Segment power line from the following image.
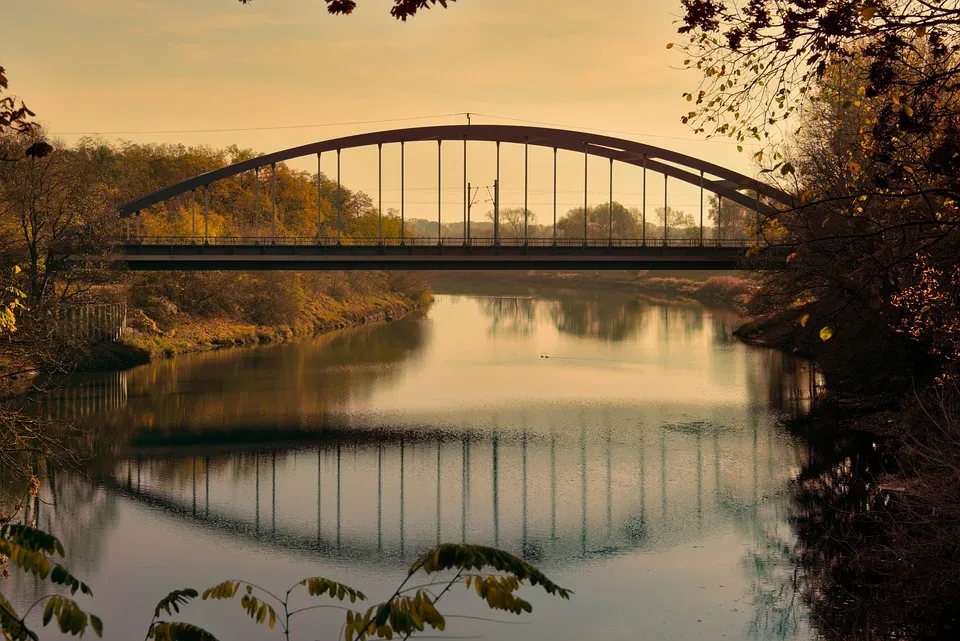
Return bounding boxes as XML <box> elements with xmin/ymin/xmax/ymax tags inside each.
<box><xmin>468</xmin><ymin>112</ymin><xmax>761</xmax><ymax>147</ymax></box>
<box><xmin>50</xmin><ymin>113</ymin><xmax>465</xmax><ymax>136</ymax></box>
<box><xmin>52</xmin><ymin>110</ymin><xmax>760</xmax><ymax>147</ymax></box>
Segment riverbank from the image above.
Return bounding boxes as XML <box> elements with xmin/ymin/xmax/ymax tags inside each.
<box><xmin>427</xmin><ymin>270</ymin><xmax>755</xmax><ymax>309</ymax></box>
<box><xmin>83</xmin><ymin>292</ymin><xmax>427</xmax><ymax>371</ymax></box>
<box><xmin>736</xmin><ymin>304</ymin><xmax>960</xmax><ymax>640</ymax></box>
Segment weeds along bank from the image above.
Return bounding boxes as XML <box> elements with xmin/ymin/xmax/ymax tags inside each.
<box><xmin>428</xmin><ymin>270</ymin><xmax>756</xmax><ymax>311</ymax></box>
<box><xmin>0</xmin><ymin>136</ymin><xmax>435</xmax><ymax>370</ymax></box>
<box><xmin>114</xmin><ymin>270</ymin><xmax>431</xmax><ymax>364</ymax></box>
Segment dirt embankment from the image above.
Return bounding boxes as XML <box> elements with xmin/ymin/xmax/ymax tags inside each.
<box><xmin>82</xmin><ymin>292</ymin><xmax>426</xmax><ymax>371</ymax></box>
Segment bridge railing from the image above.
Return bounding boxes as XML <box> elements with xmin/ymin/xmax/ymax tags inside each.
<box><xmin>120</xmin><ymin>236</ymin><xmax>751</xmax><ymax>249</ymax></box>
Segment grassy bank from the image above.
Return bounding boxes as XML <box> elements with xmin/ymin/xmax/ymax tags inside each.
<box><xmin>84</xmin><ymin>292</ymin><xmax>427</xmax><ymax>370</ymax></box>
<box><xmin>427</xmin><ymin>270</ymin><xmax>756</xmax><ymax>309</ymax></box>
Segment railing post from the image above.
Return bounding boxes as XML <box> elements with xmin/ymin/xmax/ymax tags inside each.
<box><xmin>467</xmin><ymin>181</ymin><xmax>472</xmax><ymax>244</ymax></box>
<box><xmin>463</xmin><ymin>136</ymin><xmax>467</xmax><ymax>244</ymax></box>
<box><xmin>699</xmin><ymin>170</ymin><xmax>704</xmax><ymax>247</ymax></box>
<box><xmin>191</xmin><ymin>190</ymin><xmax>196</xmax><ymax>243</ymax></box>
<box><xmin>583</xmin><ymin>144</ymin><xmax>588</xmax><ymax>247</ymax></box>
<box><xmin>494</xmin><ymin>178</ymin><xmax>499</xmax><ymax>245</ymax></box>
<box><xmin>437</xmin><ymin>139</ymin><xmax>442</xmax><ymax>245</ymax></box>
<box><xmin>642</xmin><ymin>155</ymin><xmax>647</xmax><ymax>246</ymax></box>
<box><xmin>317</xmin><ymin>152</ymin><xmax>323</xmax><ymax>239</ymax></box>
<box><xmin>400</xmin><ymin>142</ymin><xmax>405</xmax><ymax>244</ymax></box>
<box><xmin>255</xmin><ymin>167</ymin><xmax>261</xmax><ymax>240</ymax></box>
<box><xmin>336</xmin><ymin>149</ymin><xmax>342</xmax><ymax>245</ymax></box>
<box><xmin>717</xmin><ymin>195</ymin><xmax>723</xmax><ymax>244</ymax></box>
<box><xmin>524</xmin><ymin>139</ymin><xmax>529</xmax><ymax>244</ymax></box>
<box><xmin>608</xmin><ymin>157</ymin><xmax>613</xmax><ymax>246</ymax></box>
<box><xmin>271</xmin><ymin>162</ymin><xmax>277</xmax><ymax>240</ymax></box>
<box><xmin>377</xmin><ymin>144</ymin><xmax>382</xmax><ymax>244</ymax></box>
<box><xmin>552</xmin><ymin>147</ymin><xmax>557</xmax><ymax>246</ymax></box>
<box><xmin>495</xmin><ymin>141</ymin><xmax>500</xmax><ymax>245</ymax></box>
<box><xmin>135</xmin><ymin>211</ymin><xmax>142</xmax><ymax>242</ymax></box>
<box><xmin>203</xmin><ymin>185</ymin><xmax>210</xmax><ymax>244</ymax></box>
<box><xmin>755</xmin><ymin>185</ymin><xmax>761</xmax><ymax>245</ymax></box>
<box><xmin>663</xmin><ymin>173</ymin><xmax>668</xmax><ymax>244</ymax></box>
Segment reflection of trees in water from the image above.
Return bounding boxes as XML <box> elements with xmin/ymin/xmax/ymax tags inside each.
<box><xmin>788</xmin><ymin>431</ymin><xmax>927</xmax><ymax>641</ymax></box>
<box><xmin>477</xmin><ymin>297</ymin><xmax>537</xmax><ymax>337</ymax></box>
<box><xmin>735</xmin><ymin>500</ymin><xmax>805</xmax><ymax>640</ymax></box>
<box><xmin>711</xmin><ymin>314</ymin><xmax>739</xmax><ymax>345</ymax></box>
<box><xmin>9</xmin><ymin>470</ymin><xmax>117</xmax><ymax>603</ymax></box>
<box><xmin>89</xmin><ymin>317</ymin><xmax>428</xmax><ymax>442</ymax></box>
<box><xmin>549</xmin><ymin>296</ymin><xmax>648</xmax><ymax>342</ymax></box>
<box><xmin>475</xmin><ymin>294</ymin><xmax>650</xmax><ymax>341</ymax></box>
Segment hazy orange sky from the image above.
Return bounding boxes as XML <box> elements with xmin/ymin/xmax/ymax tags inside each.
<box><xmin>6</xmin><ymin>0</ymin><xmax>761</xmax><ymax>222</ymax></box>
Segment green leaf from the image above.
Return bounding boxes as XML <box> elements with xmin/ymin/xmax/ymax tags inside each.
<box><xmin>298</xmin><ymin>577</ymin><xmax>366</xmax><ymax>603</ymax></box>
<box><xmin>148</xmin><ymin>621</ymin><xmax>219</xmax><ymax>641</ymax></box>
<box><xmin>202</xmin><ymin>581</ymin><xmax>239</xmax><ymax>600</ymax></box>
<box><xmin>411</xmin><ymin>544</ymin><xmax>572</xmax><ymax>599</ymax></box>
<box><xmin>154</xmin><ymin>589</ymin><xmax>199</xmax><ymax>618</ymax></box>
<box><xmin>90</xmin><ymin>615</ymin><xmax>103</xmax><ymax>637</ymax></box>
<box><xmin>40</xmin><ymin>596</ymin><xmax>99</xmax><ymax>638</ymax></box>
<box><xmin>0</xmin><ymin>592</ymin><xmax>38</xmax><ymax>641</ymax></box>
<box><xmin>0</xmin><ymin>524</ymin><xmax>66</xmax><ymax>557</ymax></box>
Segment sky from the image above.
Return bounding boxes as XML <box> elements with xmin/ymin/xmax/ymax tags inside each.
<box><xmin>5</xmin><ymin>0</ymin><xmax>760</xmax><ymax>224</ymax></box>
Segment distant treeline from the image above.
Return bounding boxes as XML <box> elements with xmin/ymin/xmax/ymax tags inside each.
<box><xmin>403</xmin><ymin>199</ymin><xmax>753</xmax><ymax>240</ymax></box>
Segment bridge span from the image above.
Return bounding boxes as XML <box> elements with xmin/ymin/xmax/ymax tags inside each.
<box><xmin>111</xmin><ymin>124</ymin><xmax>795</xmax><ymax>271</ymax></box>
<box><xmin>114</xmin><ymin>237</ymin><xmax>786</xmax><ymax>270</ymax></box>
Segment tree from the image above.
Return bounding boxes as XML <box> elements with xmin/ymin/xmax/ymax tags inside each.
<box><xmin>555</xmin><ymin>202</ymin><xmax>641</xmax><ymax>240</ymax></box>
<box><xmin>0</xmin><ymin>66</ymin><xmax>50</xmax><ymax>162</ymax></box>
<box><xmin>486</xmin><ymin>207</ymin><xmax>536</xmax><ymax>238</ymax></box>
<box><xmin>676</xmin><ymin>0</ymin><xmax>960</xmax><ymax>169</ymax></box>
<box><xmin>707</xmin><ymin>194</ymin><xmax>750</xmax><ymax>239</ymax></box>
<box><xmin>238</xmin><ymin>0</ymin><xmax>455</xmax><ymax>20</ymax></box>
<box><xmin>653</xmin><ymin>206</ymin><xmax>693</xmax><ymax>239</ymax></box>
<box><xmin>0</xmin><ymin>134</ymin><xmax>113</xmax><ymax>305</ymax></box>
<box><xmin>145</xmin><ymin>544</ymin><xmax>569</xmax><ymax>641</ymax></box>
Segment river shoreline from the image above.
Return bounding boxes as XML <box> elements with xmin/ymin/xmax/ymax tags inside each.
<box><xmin>427</xmin><ymin>269</ymin><xmax>755</xmax><ymax>310</ymax></box>
<box><xmin>81</xmin><ymin>292</ymin><xmax>427</xmax><ymax>372</ymax></box>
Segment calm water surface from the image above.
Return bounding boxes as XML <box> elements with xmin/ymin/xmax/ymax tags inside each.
<box><xmin>15</xmin><ymin>293</ymin><xmax>819</xmax><ymax>641</ymax></box>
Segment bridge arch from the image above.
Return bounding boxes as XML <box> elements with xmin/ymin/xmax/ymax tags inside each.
<box><xmin>118</xmin><ymin>124</ymin><xmax>792</xmax><ymax>218</ymax></box>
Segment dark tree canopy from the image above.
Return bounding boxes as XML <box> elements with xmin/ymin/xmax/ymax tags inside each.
<box><xmin>238</xmin><ymin>0</ymin><xmax>454</xmax><ymax>20</ymax></box>
<box><xmin>0</xmin><ymin>66</ymin><xmax>52</xmax><ymax>160</ymax></box>
<box><xmin>675</xmin><ymin>0</ymin><xmax>960</xmax><ymax>175</ymax></box>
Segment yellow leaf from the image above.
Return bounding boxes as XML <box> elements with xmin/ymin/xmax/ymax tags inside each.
<box><xmin>847</xmin><ymin>160</ymin><xmax>861</xmax><ymax>174</ymax></box>
<box><xmin>800</xmin><ymin>314</ymin><xmax>810</xmax><ymax>328</ymax></box>
<box><xmin>786</xmin><ymin>252</ymin><xmax>798</xmax><ymax>264</ymax></box>
<box><xmin>903</xmin><ymin>105</ymin><xmax>914</xmax><ymax>117</ymax></box>
<box><xmin>819</xmin><ymin>326</ymin><xmax>834</xmax><ymax>341</ymax></box>
<box><xmin>861</xmin><ymin>6</ymin><xmax>878</xmax><ymax>20</ymax></box>
<box><xmin>666</xmin><ymin>42</ymin><xmax>674</xmax><ymax>49</ymax></box>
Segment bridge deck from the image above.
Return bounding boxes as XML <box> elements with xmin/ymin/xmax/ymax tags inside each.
<box><xmin>110</xmin><ymin>237</ymin><xmax>784</xmax><ymax>271</ymax></box>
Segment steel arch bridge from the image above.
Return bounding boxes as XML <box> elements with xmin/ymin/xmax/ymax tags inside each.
<box><xmin>112</xmin><ymin>124</ymin><xmax>794</xmax><ymax>271</ymax></box>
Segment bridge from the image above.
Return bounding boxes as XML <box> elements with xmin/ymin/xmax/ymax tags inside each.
<box><xmin>112</xmin><ymin>124</ymin><xmax>795</xmax><ymax>271</ymax></box>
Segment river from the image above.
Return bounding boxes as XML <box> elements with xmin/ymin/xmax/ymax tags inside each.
<box><xmin>11</xmin><ymin>292</ymin><xmax>821</xmax><ymax>641</ymax></box>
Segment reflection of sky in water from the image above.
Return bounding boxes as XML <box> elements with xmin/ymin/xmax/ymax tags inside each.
<box><xmin>16</xmin><ymin>294</ymin><xmax>817</xmax><ymax>641</ymax></box>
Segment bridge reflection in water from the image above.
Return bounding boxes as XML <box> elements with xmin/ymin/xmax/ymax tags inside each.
<box><xmin>107</xmin><ymin>408</ymin><xmax>803</xmax><ymax>570</ymax></box>
<box><xmin>29</xmin><ymin>293</ymin><xmax>821</xmax><ymax>574</ymax></box>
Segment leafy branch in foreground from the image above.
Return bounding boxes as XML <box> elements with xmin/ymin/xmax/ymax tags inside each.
<box><xmin>146</xmin><ymin>543</ymin><xmax>571</xmax><ymax>641</ymax></box>
<box><xmin>236</xmin><ymin>0</ymin><xmax>454</xmax><ymax>21</ymax></box>
<box><xmin>0</xmin><ymin>521</ymin><xmax>101</xmax><ymax>640</ymax></box>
